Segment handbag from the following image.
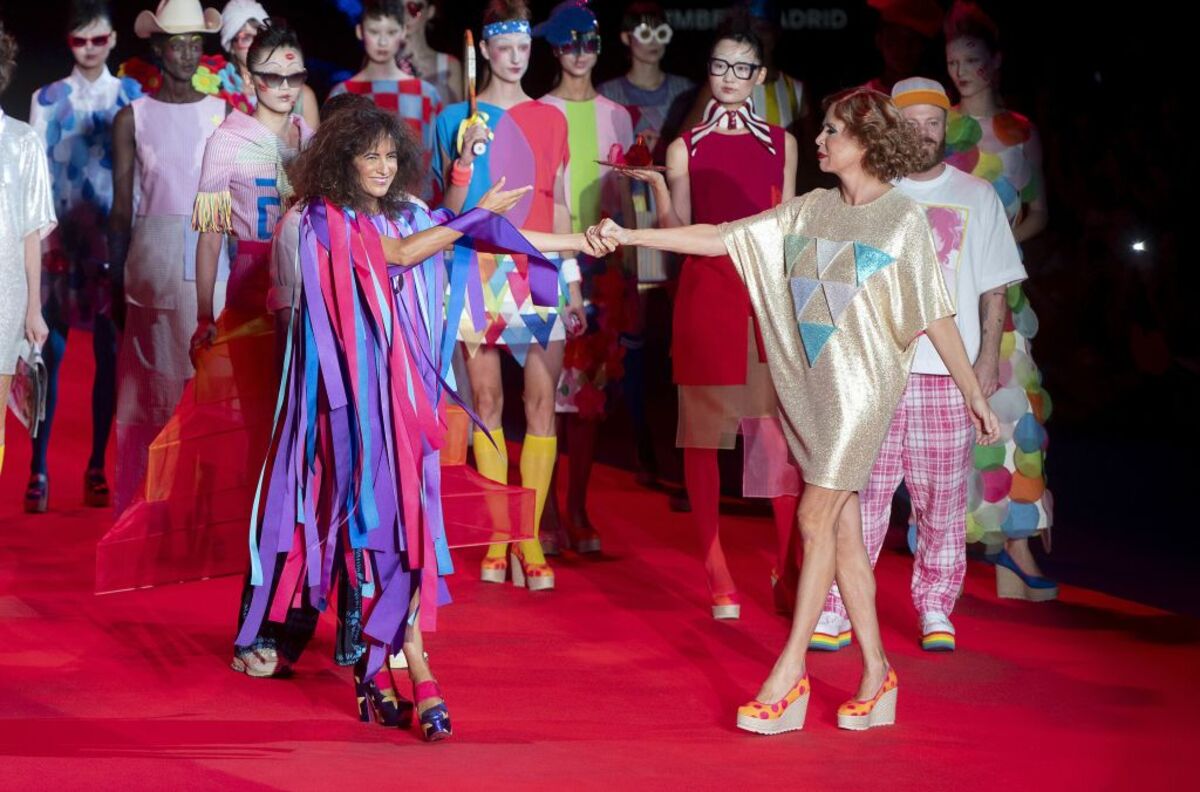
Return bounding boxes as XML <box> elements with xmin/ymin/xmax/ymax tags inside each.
<box><xmin>6</xmin><ymin>340</ymin><xmax>49</xmax><ymax>438</ymax></box>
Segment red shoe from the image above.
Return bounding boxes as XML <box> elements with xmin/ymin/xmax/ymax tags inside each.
<box><xmin>736</xmin><ymin>675</ymin><xmax>810</xmax><ymax>735</ymax></box>
<box><xmin>837</xmin><ymin>668</ymin><xmax>898</xmax><ymax>731</ymax></box>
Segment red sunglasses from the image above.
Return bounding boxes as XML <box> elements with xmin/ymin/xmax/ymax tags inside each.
<box><xmin>406</xmin><ymin>2</ymin><xmax>426</xmax><ymax>17</ymax></box>
<box><xmin>68</xmin><ymin>33</ymin><xmax>112</xmax><ymax>48</ymax></box>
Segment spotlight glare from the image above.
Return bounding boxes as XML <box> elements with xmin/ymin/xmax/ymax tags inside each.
<box><xmin>1132</xmin><ymin>241</ymin><xmax>1146</xmax><ymax>253</ymax></box>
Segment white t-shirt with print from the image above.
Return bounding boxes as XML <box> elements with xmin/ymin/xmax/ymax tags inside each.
<box><xmin>898</xmin><ymin>165</ymin><xmax>1027</xmax><ymax>375</ymax></box>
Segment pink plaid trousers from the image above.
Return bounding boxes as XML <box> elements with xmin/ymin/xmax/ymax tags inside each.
<box><xmin>825</xmin><ymin>374</ymin><xmax>974</xmax><ymax>618</ymax></box>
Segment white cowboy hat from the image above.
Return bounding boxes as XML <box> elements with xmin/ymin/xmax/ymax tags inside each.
<box><xmin>135</xmin><ymin>0</ymin><xmax>222</xmax><ymax>39</ymax></box>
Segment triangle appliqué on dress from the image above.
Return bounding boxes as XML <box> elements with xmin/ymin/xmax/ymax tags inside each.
<box><xmin>789</xmin><ymin>277</ymin><xmax>822</xmax><ymax>318</ymax></box>
<box><xmin>816</xmin><ymin>238</ymin><xmax>851</xmax><ymax>278</ymax></box>
<box><xmin>784</xmin><ymin>234</ymin><xmax>811</xmax><ymax>275</ymax></box>
<box><xmin>798</xmin><ymin>321</ymin><xmax>836</xmax><ymax>366</ymax></box>
<box><xmin>853</xmin><ymin>243</ymin><xmax>895</xmax><ymax>285</ymax></box>
<box><xmin>822</xmin><ymin>281</ymin><xmax>859</xmax><ymax>326</ymax></box>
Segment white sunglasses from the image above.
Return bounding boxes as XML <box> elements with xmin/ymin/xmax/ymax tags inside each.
<box><xmin>631</xmin><ymin>22</ymin><xmax>672</xmax><ymax>45</ymax></box>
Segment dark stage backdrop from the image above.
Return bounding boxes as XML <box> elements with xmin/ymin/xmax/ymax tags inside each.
<box><xmin>1</xmin><ymin>2</ymin><xmax>1194</xmax><ymax>584</ymax></box>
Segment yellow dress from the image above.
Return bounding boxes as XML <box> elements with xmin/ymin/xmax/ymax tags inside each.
<box><xmin>719</xmin><ymin>188</ymin><xmax>954</xmax><ymax>491</ymax></box>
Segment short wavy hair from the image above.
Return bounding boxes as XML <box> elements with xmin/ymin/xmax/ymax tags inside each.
<box><xmin>288</xmin><ymin>104</ymin><xmax>423</xmax><ymax>217</ymax></box>
<box><xmin>823</xmin><ymin>88</ymin><xmax>925</xmax><ymax>183</ymax></box>
<box><xmin>0</xmin><ymin>22</ymin><xmax>17</xmax><ymax>96</ymax></box>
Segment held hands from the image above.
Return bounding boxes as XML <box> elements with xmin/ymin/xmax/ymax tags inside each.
<box><xmin>584</xmin><ymin>218</ymin><xmax>631</xmax><ymax>256</ymax></box>
<box><xmin>477</xmin><ymin>177</ymin><xmax>533</xmax><ymax>216</ymax></box>
<box><xmin>577</xmin><ymin>232</ymin><xmax>613</xmax><ymax>259</ymax></box>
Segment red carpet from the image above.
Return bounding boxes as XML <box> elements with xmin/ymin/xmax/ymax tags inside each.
<box><xmin>1</xmin><ymin>336</ymin><xmax>1194</xmax><ymax>790</ymax></box>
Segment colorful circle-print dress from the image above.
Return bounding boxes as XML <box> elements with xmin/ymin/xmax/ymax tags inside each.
<box><xmin>945</xmin><ymin>108</ymin><xmax>1053</xmax><ymax>546</ymax></box>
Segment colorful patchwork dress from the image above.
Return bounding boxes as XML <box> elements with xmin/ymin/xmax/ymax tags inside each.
<box><xmin>432</xmin><ymin>100</ymin><xmax>574</xmax><ymax>365</ymax></box>
<box><xmin>946</xmin><ymin>108</ymin><xmax>1053</xmax><ymax>545</ymax></box>
<box><xmin>539</xmin><ymin>94</ymin><xmax>634</xmax><ymax>417</ymax></box>
<box><xmin>29</xmin><ymin>67</ymin><xmax>141</xmax><ymax>328</ymax></box>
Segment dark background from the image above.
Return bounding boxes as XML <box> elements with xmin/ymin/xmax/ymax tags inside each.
<box><xmin>1</xmin><ymin>1</ymin><xmax>1194</xmax><ymax>613</ymax></box>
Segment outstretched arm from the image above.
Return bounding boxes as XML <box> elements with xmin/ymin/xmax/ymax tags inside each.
<box><xmin>379</xmin><ymin>179</ymin><xmax>530</xmax><ymax>266</ymax></box>
<box><xmin>587</xmin><ymin>218</ymin><xmax>727</xmax><ymax>259</ymax></box>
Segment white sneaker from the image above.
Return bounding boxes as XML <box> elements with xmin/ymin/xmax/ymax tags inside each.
<box><xmin>809</xmin><ymin>612</ymin><xmax>852</xmax><ymax>651</ymax></box>
<box><xmin>920</xmin><ymin>612</ymin><xmax>956</xmax><ymax>651</ymax></box>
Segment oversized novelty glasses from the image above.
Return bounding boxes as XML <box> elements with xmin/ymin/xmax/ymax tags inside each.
<box><xmin>252</xmin><ymin>70</ymin><xmax>309</xmax><ymax>89</ymax></box>
<box><xmin>554</xmin><ymin>33</ymin><xmax>601</xmax><ymax>57</ymax></box>
<box><xmin>631</xmin><ymin>22</ymin><xmax>672</xmax><ymax>45</ymax></box>
<box><xmin>708</xmin><ymin>57</ymin><xmax>761</xmax><ymax>80</ymax></box>
<box><xmin>68</xmin><ymin>33</ymin><xmax>113</xmax><ymax>48</ymax></box>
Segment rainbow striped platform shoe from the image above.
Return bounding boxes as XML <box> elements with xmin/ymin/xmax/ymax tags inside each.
<box><xmin>736</xmin><ymin>674</ymin><xmax>810</xmax><ymax>735</ymax></box>
<box><xmin>837</xmin><ymin>667</ymin><xmax>898</xmax><ymax>731</ymax></box>
<box><xmin>920</xmin><ymin>612</ymin><xmax>956</xmax><ymax>652</ymax></box>
<box><xmin>809</xmin><ymin>612</ymin><xmax>852</xmax><ymax>651</ymax></box>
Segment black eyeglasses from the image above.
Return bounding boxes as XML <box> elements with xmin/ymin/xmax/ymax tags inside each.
<box><xmin>708</xmin><ymin>57</ymin><xmax>761</xmax><ymax>80</ymax></box>
<box><xmin>251</xmin><ymin>70</ymin><xmax>309</xmax><ymax>89</ymax></box>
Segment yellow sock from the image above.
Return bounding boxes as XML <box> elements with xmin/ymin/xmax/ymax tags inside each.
<box><xmin>0</xmin><ymin>443</ymin><xmax>5</xmax><ymax>477</ymax></box>
<box><xmin>518</xmin><ymin>433</ymin><xmax>558</xmax><ymax>566</ymax></box>
<box><xmin>473</xmin><ymin>428</ymin><xmax>510</xmax><ymax>560</ymax></box>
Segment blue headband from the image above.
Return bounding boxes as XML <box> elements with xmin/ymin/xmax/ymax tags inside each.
<box><xmin>482</xmin><ymin>19</ymin><xmax>532</xmax><ymax>40</ymax></box>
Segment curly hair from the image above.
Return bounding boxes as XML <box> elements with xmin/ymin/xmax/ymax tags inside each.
<box><xmin>288</xmin><ymin>104</ymin><xmax>424</xmax><ymax>217</ymax></box>
<box><xmin>822</xmin><ymin>88</ymin><xmax>925</xmax><ymax>183</ymax></box>
<box><xmin>0</xmin><ymin>21</ymin><xmax>16</xmax><ymax>96</ymax></box>
<box><xmin>944</xmin><ymin>0</ymin><xmax>999</xmax><ymax>54</ymax></box>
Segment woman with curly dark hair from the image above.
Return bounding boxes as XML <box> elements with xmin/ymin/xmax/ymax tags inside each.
<box><xmin>239</xmin><ymin>102</ymin><xmax>589</xmax><ymax>742</ymax></box>
<box><xmin>589</xmin><ymin>88</ymin><xmax>999</xmax><ymax>734</ymax></box>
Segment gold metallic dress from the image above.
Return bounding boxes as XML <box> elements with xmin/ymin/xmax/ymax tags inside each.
<box><xmin>720</xmin><ymin>187</ymin><xmax>954</xmax><ymax>491</ymax></box>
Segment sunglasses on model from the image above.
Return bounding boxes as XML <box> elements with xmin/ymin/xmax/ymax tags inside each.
<box><xmin>251</xmin><ymin>70</ymin><xmax>308</xmax><ymax>89</ymax></box>
<box><xmin>631</xmin><ymin>22</ymin><xmax>672</xmax><ymax>45</ymax></box>
<box><xmin>708</xmin><ymin>57</ymin><xmax>761</xmax><ymax>80</ymax></box>
<box><xmin>554</xmin><ymin>33</ymin><xmax>601</xmax><ymax>57</ymax></box>
<box><xmin>68</xmin><ymin>33</ymin><xmax>112</xmax><ymax>48</ymax></box>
